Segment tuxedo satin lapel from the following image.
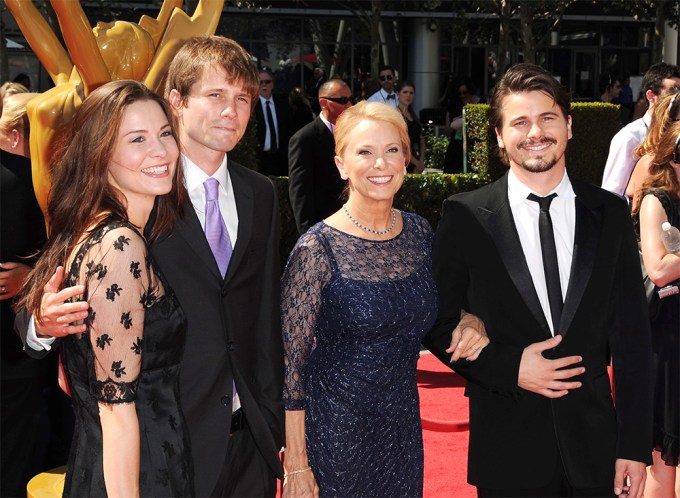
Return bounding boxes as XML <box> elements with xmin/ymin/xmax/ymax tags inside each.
<box><xmin>484</xmin><ymin>176</ymin><xmax>552</xmax><ymax>335</ymax></box>
<box><xmin>224</xmin><ymin>161</ymin><xmax>254</xmax><ymax>286</ymax></box>
<box><xmin>176</xmin><ymin>199</ymin><xmax>223</xmax><ymax>280</ymax></box>
<box><xmin>558</xmin><ymin>189</ymin><xmax>600</xmax><ymax>337</ymax></box>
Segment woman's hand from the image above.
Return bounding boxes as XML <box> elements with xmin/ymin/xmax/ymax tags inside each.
<box><xmin>446</xmin><ymin>311</ymin><xmax>489</xmax><ymax>362</ymax></box>
<box><xmin>0</xmin><ymin>261</ymin><xmax>32</xmax><ymax>300</ymax></box>
<box><xmin>282</xmin><ymin>468</ymin><xmax>319</xmax><ymax>498</ymax></box>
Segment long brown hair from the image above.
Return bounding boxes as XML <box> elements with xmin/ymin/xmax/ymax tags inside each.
<box><xmin>16</xmin><ymin>80</ymin><xmax>186</xmax><ymax>318</ymax></box>
<box><xmin>633</xmin><ymin>91</ymin><xmax>679</xmax><ymax>158</ymax></box>
<box><xmin>631</xmin><ymin>120</ymin><xmax>680</xmax><ymax>217</ymax></box>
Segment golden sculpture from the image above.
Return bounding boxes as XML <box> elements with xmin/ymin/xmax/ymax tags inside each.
<box><xmin>5</xmin><ymin>0</ymin><xmax>224</xmax><ymax>220</ymax></box>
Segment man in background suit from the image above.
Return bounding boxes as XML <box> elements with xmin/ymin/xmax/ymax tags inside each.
<box><xmin>254</xmin><ymin>69</ymin><xmax>292</xmax><ymax>177</ymax></box>
<box><xmin>20</xmin><ymin>36</ymin><xmax>284</xmax><ymax>497</ymax></box>
<box><xmin>423</xmin><ymin>63</ymin><xmax>653</xmax><ymax>498</ymax></box>
<box><xmin>288</xmin><ymin>79</ymin><xmax>352</xmax><ymax>234</ymax></box>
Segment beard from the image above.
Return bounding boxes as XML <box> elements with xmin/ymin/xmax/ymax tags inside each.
<box><xmin>515</xmin><ymin>137</ymin><xmax>559</xmax><ymax>173</ymax></box>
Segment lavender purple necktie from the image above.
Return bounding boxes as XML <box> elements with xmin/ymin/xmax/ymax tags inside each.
<box><xmin>204</xmin><ymin>178</ymin><xmax>232</xmax><ymax>278</ymax></box>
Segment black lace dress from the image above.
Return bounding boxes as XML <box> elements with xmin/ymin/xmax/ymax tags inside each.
<box><xmin>282</xmin><ymin>212</ymin><xmax>438</xmax><ymax>497</ymax></box>
<box><xmin>60</xmin><ymin>220</ymin><xmax>194</xmax><ymax>497</ymax></box>
<box><xmin>636</xmin><ymin>190</ymin><xmax>679</xmax><ymax>466</ymax></box>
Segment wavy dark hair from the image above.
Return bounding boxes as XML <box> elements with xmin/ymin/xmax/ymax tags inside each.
<box><xmin>16</xmin><ymin>80</ymin><xmax>186</xmax><ymax>318</ymax></box>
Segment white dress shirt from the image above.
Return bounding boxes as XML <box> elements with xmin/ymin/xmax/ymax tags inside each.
<box><xmin>183</xmin><ymin>154</ymin><xmax>238</xmax><ymax>245</ymax></box>
<box><xmin>367</xmin><ymin>88</ymin><xmax>399</xmax><ymax>107</ymax></box>
<box><xmin>507</xmin><ymin>169</ymin><xmax>576</xmax><ymax>335</ymax></box>
<box><xmin>259</xmin><ymin>95</ymin><xmax>279</xmax><ymax>151</ymax></box>
<box><xmin>319</xmin><ymin>113</ymin><xmax>334</xmax><ymax>135</ymax></box>
<box><xmin>601</xmin><ymin>113</ymin><xmax>651</xmax><ymax>197</ymax></box>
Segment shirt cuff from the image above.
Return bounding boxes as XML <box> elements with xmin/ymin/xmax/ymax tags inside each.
<box><xmin>25</xmin><ymin>315</ymin><xmax>55</xmax><ymax>351</ymax></box>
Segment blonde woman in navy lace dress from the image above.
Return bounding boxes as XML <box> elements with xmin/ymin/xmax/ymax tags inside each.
<box><xmin>281</xmin><ymin>101</ymin><xmax>487</xmax><ymax>498</ymax></box>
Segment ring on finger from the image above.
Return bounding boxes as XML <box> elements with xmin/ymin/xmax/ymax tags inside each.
<box><xmin>0</xmin><ymin>286</ymin><xmax>6</xmax><ymax>294</ymax></box>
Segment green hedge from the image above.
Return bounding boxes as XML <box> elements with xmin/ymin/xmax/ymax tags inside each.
<box><xmin>272</xmin><ymin>173</ymin><xmax>488</xmax><ymax>265</ymax></box>
<box><xmin>465</xmin><ymin>102</ymin><xmax>621</xmax><ymax>185</ymax></box>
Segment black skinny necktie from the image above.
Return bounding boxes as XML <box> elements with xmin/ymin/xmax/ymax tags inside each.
<box><xmin>265</xmin><ymin>100</ymin><xmax>278</xmax><ymax>151</ymax></box>
<box><xmin>527</xmin><ymin>193</ymin><xmax>563</xmax><ymax>334</ymax></box>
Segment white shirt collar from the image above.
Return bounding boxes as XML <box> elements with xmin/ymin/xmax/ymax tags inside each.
<box><xmin>259</xmin><ymin>95</ymin><xmax>273</xmax><ymax>105</ymax></box>
<box><xmin>319</xmin><ymin>113</ymin><xmax>334</xmax><ymax>135</ymax></box>
<box><xmin>183</xmin><ymin>153</ymin><xmax>230</xmax><ymax>195</ymax></box>
<box><xmin>507</xmin><ymin>168</ymin><xmax>575</xmax><ymax>208</ymax></box>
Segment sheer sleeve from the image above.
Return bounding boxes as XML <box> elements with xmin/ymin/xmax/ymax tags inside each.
<box><xmin>281</xmin><ymin>232</ymin><xmax>332</xmax><ymax>410</ymax></box>
<box><xmin>82</xmin><ymin>226</ymin><xmax>157</xmax><ymax>404</ymax></box>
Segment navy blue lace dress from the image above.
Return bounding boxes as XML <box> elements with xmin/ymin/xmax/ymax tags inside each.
<box><xmin>282</xmin><ymin>212</ymin><xmax>438</xmax><ymax>497</ymax></box>
<box><xmin>60</xmin><ymin>220</ymin><xmax>194</xmax><ymax>497</ymax></box>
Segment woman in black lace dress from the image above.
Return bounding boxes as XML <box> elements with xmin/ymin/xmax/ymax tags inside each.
<box><xmin>634</xmin><ymin>117</ymin><xmax>680</xmax><ymax>498</ymax></box>
<box><xmin>16</xmin><ymin>80</ymin><xmax>193</xmax><ymax>497</ymax></box>
<box><xmin>281</xmin><ymin>101</ymin><xmax>487</xmax><ymax>498</ymax></box>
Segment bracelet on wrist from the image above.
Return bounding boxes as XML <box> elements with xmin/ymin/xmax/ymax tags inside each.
<box><xmin>283</xmin><ymin>466</ymin><xmax>312</xmax><ymax>478</ymax></box>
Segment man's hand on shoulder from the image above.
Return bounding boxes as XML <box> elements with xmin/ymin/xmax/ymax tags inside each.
<box><xmin>517</xmin><ymin>335</ymin><xmax>585</xmax><ymax>398</ymax></box>
<box><xmin>36</xmin><ymin>266</ymin><xmax>88</xmax><ymax>337</ymax></box>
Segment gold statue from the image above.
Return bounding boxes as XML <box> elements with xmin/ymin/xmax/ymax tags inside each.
<box><xmin>5</xmin><ymin>0</ymin><xmax>224</xmax><ymax>220</ymax></box>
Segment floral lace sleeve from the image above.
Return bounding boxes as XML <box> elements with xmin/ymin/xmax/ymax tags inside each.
<box><xmin>82</xmin><ymin>226</ymin><xmax>156</xmax><ymax>404</ymax></box>
<box><xmin>281</xmin><ymin>232</ymin><xmax>332</xmax><ymax>410</ymax></box>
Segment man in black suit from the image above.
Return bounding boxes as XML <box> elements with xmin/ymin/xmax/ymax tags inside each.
<box><xmin>423</xmin><ymin>63</ymin><xmax>653</xmax><ymax>498</ymax></box>
<box><xmin>288</xmin><ymin>79</ymin><xmax>352</xmax><ymax>234</ymax></box>
<box><xmin>20</xmin><ymin>36</ymin><xmax>284</xmax><ymax>497</ymax></box>
<box><xmin>254</xmin><ymin>69</ymin><xmax>291</xmax><ymax>177</ymax></box>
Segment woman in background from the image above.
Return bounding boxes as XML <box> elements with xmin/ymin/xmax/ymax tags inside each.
<box><xmin>16</xmin><ymin>80</ymin><xmax>193</xmax><ymax>497</ymax></box>
<box><xmin>397</xmin><ymin>81</ymin><xmax>426</xmax><ymax>173</ymax></box>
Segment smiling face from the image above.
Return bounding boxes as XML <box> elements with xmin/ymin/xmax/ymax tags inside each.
<box><xmin>107</xmin><ymin>99</ymin><xmax>179</xmax><ymax>215</ymax></box>
<box><xmin>335</xmin><ymin>118</ymin><xmax>406</xmax><ymax>206</ymax></box>
<box><xmin>495</xmin><ymin>90</ymin><xmax>572</xmax><ymax>176</ymax></box>
<box><xmin>169</xmin><ymin>64</ymin><xmax>252</xmax><ymax>174</ymax></box>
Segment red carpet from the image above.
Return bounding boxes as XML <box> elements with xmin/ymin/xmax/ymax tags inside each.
<box><xmin>419</xmin><ymin>352</ymin><xmax>476</xmax><ymax>498</ymax></box>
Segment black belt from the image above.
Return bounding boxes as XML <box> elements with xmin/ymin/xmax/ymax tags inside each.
<box><xmin>230</xmin><ymin>408</ymin><xmax>246</xmax><ymax>435</ymax></box>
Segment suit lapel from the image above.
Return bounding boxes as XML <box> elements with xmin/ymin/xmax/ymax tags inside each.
<box><xmin>176</xmin><ymin>198</ymin><xmax>224</xmax><ymax>280</ymax></box>
<box><xmin>482</xmin><ymin>175</ymin><xmax>552</xmax><ymax>335</ymax></box>
<box><xmin>224</xmin><ymin>160</ymin><xmax>253</xmax><ymax>286</ymax></box>
<box><xmin>558</xmin><ymin>182</ymin><xmax>600</xmax><ymax>337</ymax></box>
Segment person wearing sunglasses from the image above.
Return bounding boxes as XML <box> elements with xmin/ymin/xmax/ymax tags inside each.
<box><xmin>255</xmin><ymin>68</ymin><xmax>293</xmax><ymax>177</ymax></box>
<box><xmin>288</xmin><ymin>79</ymin><xmax>354</xmax><ymax>234</ymax></box>
<box><xmin>367</xmin><ymin>65</ymin><xmax>399</xmax><ymax>108</ymax></box>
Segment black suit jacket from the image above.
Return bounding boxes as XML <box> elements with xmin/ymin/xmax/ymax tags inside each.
<box><xmin>422</xmin><ymin>173</ymin><xmax>653</xmax><ymax>490</ymax></box>
<box><xmin>288</xmin><ymin>117</ymin><xmax>345</xmax><ymax>234</ymax></box>
<box><xmin>151</xmin><ymin>159</ymin><xmax>284</xmax><ymax>495</ymax></box>
<box><xmin>17</xmin><ymin>159</ymin><xmax>285</xmax><ymax>496</ymax></box>
<box><xmin>254</xmin><ymin>95</ymin><xmax>292</xmax><ymax>176</ymax></box>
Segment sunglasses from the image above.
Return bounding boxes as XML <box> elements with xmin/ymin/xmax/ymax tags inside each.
<box><xmin>260</xmin><ymin>79</ymin><xmax>272</xmax><ymax>84</ymax></box>
<box><xmin>379</xmin><ymin>74</ymin><xmax>394</xmax><ymax>82</ymax></box>
<box><xmin>669</xmin><ymin>91</ymin><xmax>680</xmax><ymax>122</ymax></box>
<box><xmin>320</xmin><ymin>96</ymin><xmax>353</xmax><ymax>105</ymax></box>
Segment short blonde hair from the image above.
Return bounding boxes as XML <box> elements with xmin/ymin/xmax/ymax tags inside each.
<box><xmin>0</xmin><ymin>92</ymin><xmax>37</xmax><ymax>138</ymax></box>
<box><xmin>334</xmin><ymin>100</ymin><xmax>411</xmax><ymax>165</ymax></box>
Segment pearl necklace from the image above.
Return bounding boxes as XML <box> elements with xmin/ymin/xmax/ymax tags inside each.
<box><xmin>343</xmin><ymin>204</ymin><xmax>397</xmax><ymax>235</ymax></box>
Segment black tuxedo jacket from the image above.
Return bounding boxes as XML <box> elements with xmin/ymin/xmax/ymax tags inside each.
<box><xmin>151</xmin><ymin>159</ymin><xmax>284</xmax><ymax>495</ymax></box>
<box><xmin>422</xmin><ymin>173</ymin><xmax>653</xmax><ymax>490</ymax></box>
<box><xmin>288</xmin><ymin>117</ymin><xmax>345</xmax><ymax>234</ymax></box>
<box><xmin>254</xmin><ymin>95</ymin><xmax>292</xmax><ymax>176</ymax></box>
